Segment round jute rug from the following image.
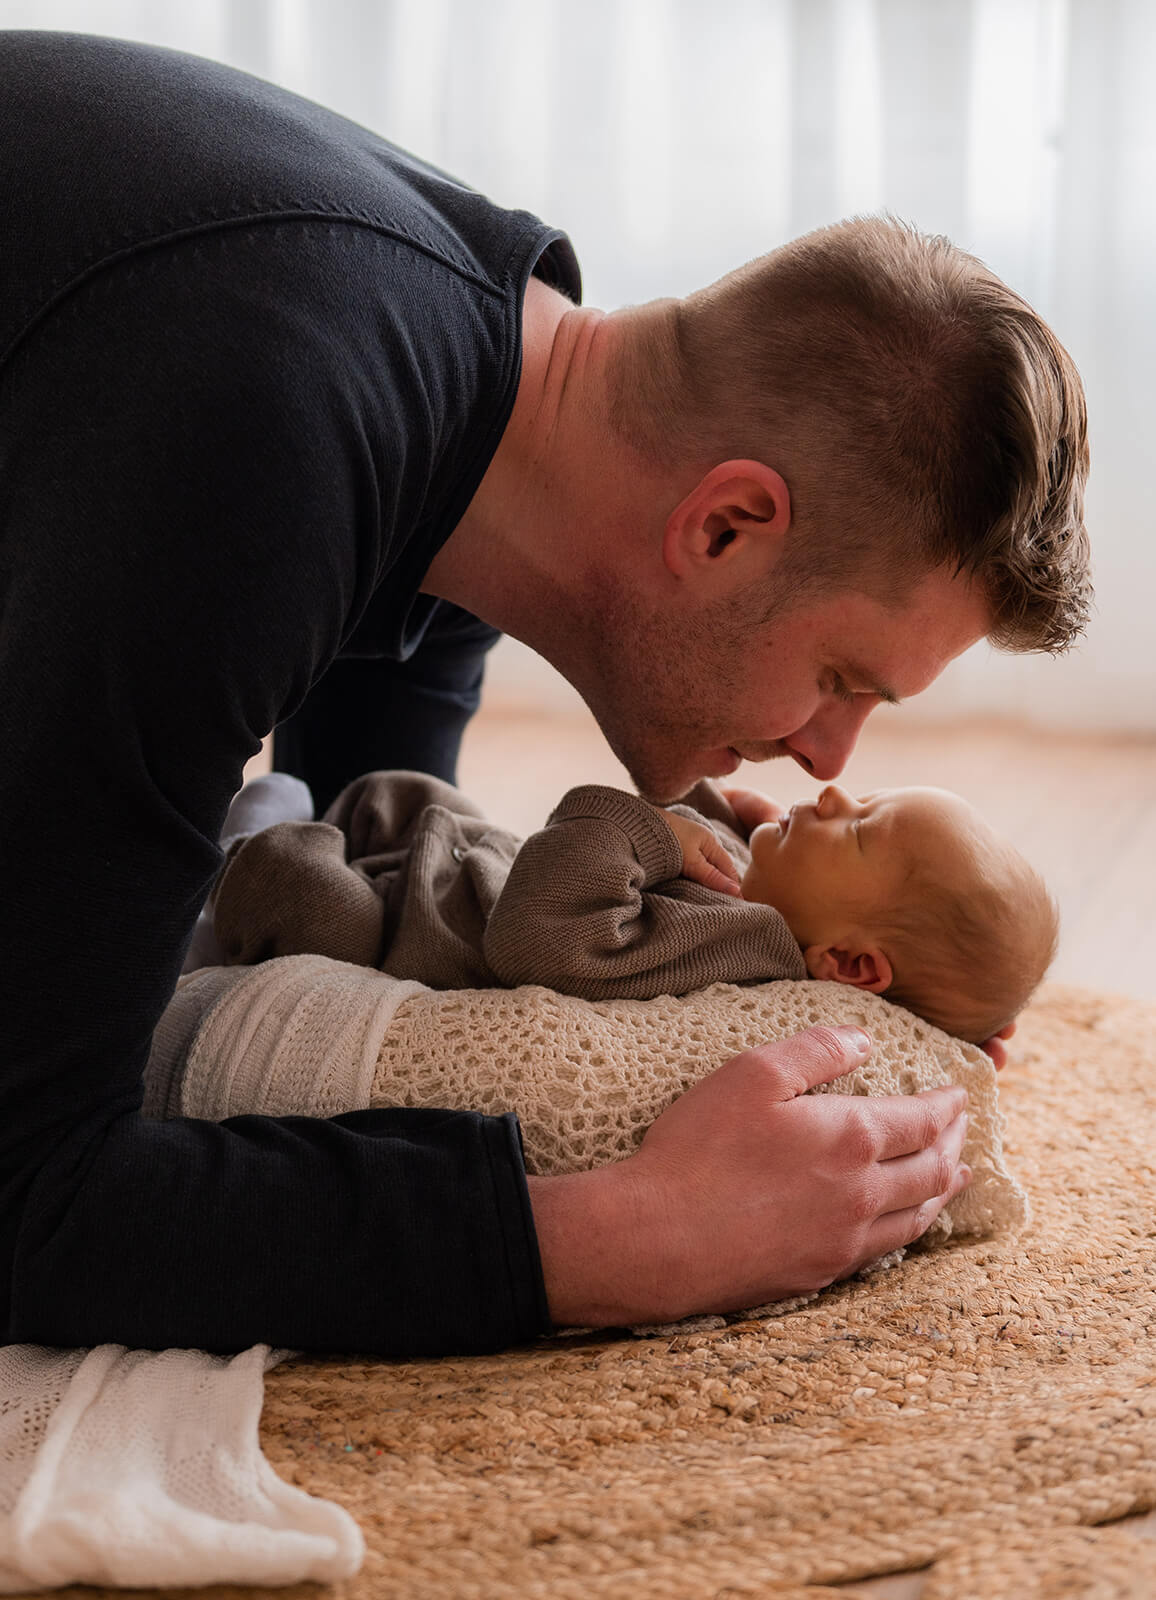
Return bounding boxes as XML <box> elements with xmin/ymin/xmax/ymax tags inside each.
<box><xmin>59</xmin><ymin>984</ymin><xmax>1156</xmax><ymax>1600</ymax></box>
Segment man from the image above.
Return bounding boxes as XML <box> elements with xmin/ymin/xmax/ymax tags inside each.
<box><xmin>0</xmin><ymin>34</ymin><xmax>1089</xmax><ymax>1353</ymax></box>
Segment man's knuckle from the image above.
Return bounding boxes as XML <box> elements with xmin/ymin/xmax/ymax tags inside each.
<box><xmin>931</xmin><ymin>1153</ymin><xmax>954</xmax><ymax>1196</ymax></box>
<box><xmin>806</xmin><ymin>1026</ymin><xmax>850</xmax><ymax>1066</ymax></box>
<box><xmin>748</xmin><ymin>1048</ymin><xmax>801</xmax><ymax>1098</ymax></box>
<box><xmin>906</xmin><ymin>1201</ymin><xmax>937</xmax><ymax>1245</ymax></box>
<box><xmin>847</xmin><ymin>1179</ymin><xmax>880</xmax><ymax>1226</ymax></box>
<box><xmin>838</xmin><ymin>1104</ymin><xmax>878</xmax><ymax>1165</ymax></box>
<box><xmin>915</xmin><ymin>1101</ymin><xmax>941</xmax><ymax>1149</ymax></box>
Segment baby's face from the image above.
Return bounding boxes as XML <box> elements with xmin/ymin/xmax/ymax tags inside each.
<box><xmin>741</xmin><ymin>784</ymin><xmax>988</xmax><ymax>946</ymax></box>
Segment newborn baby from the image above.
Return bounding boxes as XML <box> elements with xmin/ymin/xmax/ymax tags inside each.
<box><xmin>204</xmin><ymin>771</ymin><xmax>1056</xmax><ymax>1044</ymax></box>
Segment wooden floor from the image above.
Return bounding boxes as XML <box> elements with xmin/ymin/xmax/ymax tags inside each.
<box><xmin>457</xmin><ymin>702</ymin><xmax>1156</xmax><ymax>1005</ymax></box>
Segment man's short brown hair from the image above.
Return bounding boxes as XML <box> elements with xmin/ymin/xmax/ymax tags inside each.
<box><xmin>621</xmin><ymin>216</ymin><xmax>1091</xmax><ymax>653</ymax></box>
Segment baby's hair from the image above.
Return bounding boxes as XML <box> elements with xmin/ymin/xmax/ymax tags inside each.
<box><xmin>878</xmin><ymin>840</ymin><xmax>1059</xmax><ymax>1044</ymax></box>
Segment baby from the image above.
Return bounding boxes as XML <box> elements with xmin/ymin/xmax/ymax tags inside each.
<box><xmin>199</xmin><ymin>770</ymin><xmax>1057</xmax><ymax>1046</ymax></box>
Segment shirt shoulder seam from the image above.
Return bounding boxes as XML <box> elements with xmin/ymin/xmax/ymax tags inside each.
<box><xmin>0</xmin><ymin>206</ymin><xmax>529</xmax><ymax>374</ymax></box>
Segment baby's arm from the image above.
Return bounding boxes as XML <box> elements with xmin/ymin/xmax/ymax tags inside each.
<box><xmin>483</xmin><ymin>786</ymin><xmax>800</xmax><ymax>1000</ymax></box>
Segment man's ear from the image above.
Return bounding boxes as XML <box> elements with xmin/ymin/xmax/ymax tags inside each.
<box><xmin>804</xmin><ymin>941</ymin><xmax>893</xmax><ymax>994</ymax></box>
<box><xmin>662</xmin><ymin>460</ymin><xmax>791</xmax><ymax>579</ymax></box>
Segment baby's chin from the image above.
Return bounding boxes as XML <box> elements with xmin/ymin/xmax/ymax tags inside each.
<box><xmin>738</xmin><ymin>866</ymin><xmax>776</xmax><ymax>910</ymax></box>
<box><xmin>740</xmin><ymin>837</ymin><xmax>782</xmax><ymax>902</ymax></box>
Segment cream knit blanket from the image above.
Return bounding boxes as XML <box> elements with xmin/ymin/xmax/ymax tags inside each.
<box><xmin>173</xmin><ymin>955</ymin><xmax>1027</xmax><ymax>1263</ymax></box>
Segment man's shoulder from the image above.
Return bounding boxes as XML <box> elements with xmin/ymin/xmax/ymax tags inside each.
<box><xmin>0</xmin><ymin>33</ymin><xmax>578</xmax><ymax>363</ymax></box>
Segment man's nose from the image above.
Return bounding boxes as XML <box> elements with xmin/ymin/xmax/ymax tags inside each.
<box><xmin>782</xmin><ymin>698</ymin><xmax>877</xmax><ymax>781</ymax></box>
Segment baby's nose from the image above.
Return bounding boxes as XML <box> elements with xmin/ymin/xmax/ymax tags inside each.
<box><xmin>816</xmin><ymin>784</ymin><xmax>855</xmax><ymax>817</ymax></box>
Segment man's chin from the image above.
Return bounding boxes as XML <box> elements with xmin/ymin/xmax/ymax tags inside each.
<box><xmin>624</xmin><ymin>745</ymin><xmax>744</xmax><ymax>806</ymax></box>
<box><xmin>616</xmin><ymin>752</ymin><xmax>697</xmax><ymax>807</ymax></box>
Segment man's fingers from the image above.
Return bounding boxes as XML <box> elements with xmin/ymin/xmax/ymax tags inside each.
<box><xmin>745</xmin><ymin>1024</ymin><xmax>874</xmax><ymax>1098</ymax></box>
<box><xmin>867</xmin><ymin>1084</ymin><xmax>968</xmax><ymax>1162</ymax></box>
<box><xmin>981</xmin><ymin>1036</ymin><xmax>1008</xmax><ymax>1071</ymax></box>
<box><xmin>980</xmin><ymin>1019</ymin><xmax>1016</xmax><ymax>1071</ymax></box>
<box><xmin>861</xmin><ymin>1160</ymin><xmax>972</xmax><ymax>1262</ymax></box>
<box><xmin>872</xmin><ymin>1109</ymin><xmax>968</xmax><ymax>1215</ymax></box>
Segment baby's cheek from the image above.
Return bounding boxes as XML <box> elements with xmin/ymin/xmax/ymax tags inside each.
<box><xmin>740</xmin><ymin>856</ymin><xmax>774</xmax><ymax>906</ymax></box>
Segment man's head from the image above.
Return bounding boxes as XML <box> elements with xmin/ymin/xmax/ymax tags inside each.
<box><xmin>741</xmin><ymin>783</ymin><xmax>1058</xmax><ymax>1043</ymax></box>
<box><xmin>568</xmin><ymin>215</ymin><xmax>1091</xmax><ymax>798</ymax></box>
<box><xmin>439</xmin><ymin>218</ymin><xmax>1090</xmax><ymax>803</ymax></box>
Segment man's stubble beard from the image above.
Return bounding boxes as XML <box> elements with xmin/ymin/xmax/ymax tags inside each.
<box><xmin>562</xmin><ymin>565</ymin><xmax>792</xmax><ymax>803</ymax></box>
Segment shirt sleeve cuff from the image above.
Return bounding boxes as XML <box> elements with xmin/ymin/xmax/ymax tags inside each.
<box><xmin>483</xmin><ymin>1112</ymin><xmax>554</xmax><ymax>1338</ymax></box>
<box><xmin>547</xmin><ymin>786</ymin><xmax>683</xmax><ymax>883</ymax></box>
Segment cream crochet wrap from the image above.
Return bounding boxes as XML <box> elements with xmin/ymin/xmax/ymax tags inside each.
<box><xmin>166</xmin><ymin>955</ymin><xmax>1026</xmax><ymax>1324</ymax></box>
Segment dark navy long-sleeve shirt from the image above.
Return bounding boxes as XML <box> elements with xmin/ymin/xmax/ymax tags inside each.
<box><xmin>0</xmin><ymin>32</ymin><xmax>581</xmax><ymax>1352</ymax></box>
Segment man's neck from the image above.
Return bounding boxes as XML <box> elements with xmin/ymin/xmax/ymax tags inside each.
<box><xmin>420</xmin><ymin>279</ymin><xmax>648</xmax><ymax>651</ymax></box>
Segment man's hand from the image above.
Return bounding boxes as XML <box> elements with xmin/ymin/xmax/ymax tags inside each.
<box><xmin>529</xmin><ymin>1025</ymin><xmax>971</xmax><ymax>1327</ymax></box>
<box><xmin>663</xmin><ymin>810</ymin><xmax>742</xmax><ymax>896</ymax></box>
<box><xmin>719</xmin><ymin>784</ymin><xmax>787</xmax><ymax>832</ymax></box>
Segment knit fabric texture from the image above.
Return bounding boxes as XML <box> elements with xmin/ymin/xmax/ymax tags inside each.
<box><xmin>210</xmin><ymin>773</ymin><xmax>807</xmax><ymax>999</ymax></box>
<box><xmin>0</xmin><ymin>1345</ymin><xmax>361</xmax><ymax>1591</ymax></box>
<box><xmin>169</xmin><ymin>953</ymin><xmax>1026</xmax><ymax>1329</ymax></box>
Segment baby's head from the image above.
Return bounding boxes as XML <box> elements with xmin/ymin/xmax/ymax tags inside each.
<box><xmin>742</xmin><ymin>784</ymin><xmax>1057</xmax><ymax>1043</ymax></box>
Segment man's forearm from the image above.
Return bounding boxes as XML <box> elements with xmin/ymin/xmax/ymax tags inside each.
<box><xmin>6</xmin><ymin>1106</ymin><xmax>548</xmax><ymax>1354</ymax></box>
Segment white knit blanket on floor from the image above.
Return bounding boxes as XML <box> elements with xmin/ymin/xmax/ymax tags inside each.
<box><xmin>0</xmin><ymin>1344</ymin><xmax>362</xmax><ymax>1592</ymax></box>
<box><xmin>5</xmin><ymin>955</ymin><xmax>1025</xmax><ymax>1590</ymax></box>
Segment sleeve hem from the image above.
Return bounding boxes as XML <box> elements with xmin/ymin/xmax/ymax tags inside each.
<box><xmin>547</xmin><ymin>787</ymin><xmax>682</xmax><ymax>883</ymax></box>
<box><xmin>483</xmin><ymin>1112</ymin><xmax>554</xmax><ymax>1338</ymax></box>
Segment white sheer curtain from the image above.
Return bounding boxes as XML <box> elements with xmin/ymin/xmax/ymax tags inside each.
<box><xmin>4</xmin><ymin>0</ymin><xmax>1153</xmax><ymax>730</ymax></box>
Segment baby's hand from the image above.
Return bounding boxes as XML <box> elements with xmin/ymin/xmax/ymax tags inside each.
<box><xmin>663</xmin><ymin>811</ymin><xmax>742</xmax><ymax>896</ymax></box>
<box><xmin>980</xmin><ymin>1020</ymin><xmax>1017</xmax><ymax>1072</ymax></box>
<box><xmin>719</xmin><ymin>785</ymin><xmax>787</xmax><ymax>832</ymax></box>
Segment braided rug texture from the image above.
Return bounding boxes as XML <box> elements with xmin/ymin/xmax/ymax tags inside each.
<box><xmin>59</xmin><ymin>985</ymin><xmax>1156</xmax><ymax>1600</ymax></box>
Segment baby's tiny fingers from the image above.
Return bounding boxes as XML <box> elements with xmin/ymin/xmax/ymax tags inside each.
<box><xmin>720</xmin><ymin>787</ymin><xmax>785</xmax><ymax>828</ymax></box>
<box><xmin>698</xmin><ymin>862</ymin><xmax>742</xmax><ymax>895</ymax></box>
<box><xmin>703</xmin><ymin>837</ymin><xmax>741</xmax><ymax>885</ymax></box>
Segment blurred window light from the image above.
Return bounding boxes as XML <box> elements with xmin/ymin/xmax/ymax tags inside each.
<box><xmin>3</xmin><ymin>0</ymin><xmax>1152</xmax><ymax>729</ymax></box>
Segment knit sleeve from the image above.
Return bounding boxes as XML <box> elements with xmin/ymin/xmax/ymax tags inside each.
<box><xmin>482</xmin><ymin>787</ymin><xmax>806</xmax><ymax>1000</ymax></box>
<box><xmin>667</xmin><ymin>779</ymin><xmax>754</xmax><ymax>868</ymax></box>
<box><xmin>0</xmin><ymin>223</ymin><xmax>548</xmax><ymax>1355</ymax></box>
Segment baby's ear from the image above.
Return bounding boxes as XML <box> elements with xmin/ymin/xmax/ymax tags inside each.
<box><xmin>804</xmin><ymin>942</ymin><xmax>893</xmax><ymax>993</ymax></box>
